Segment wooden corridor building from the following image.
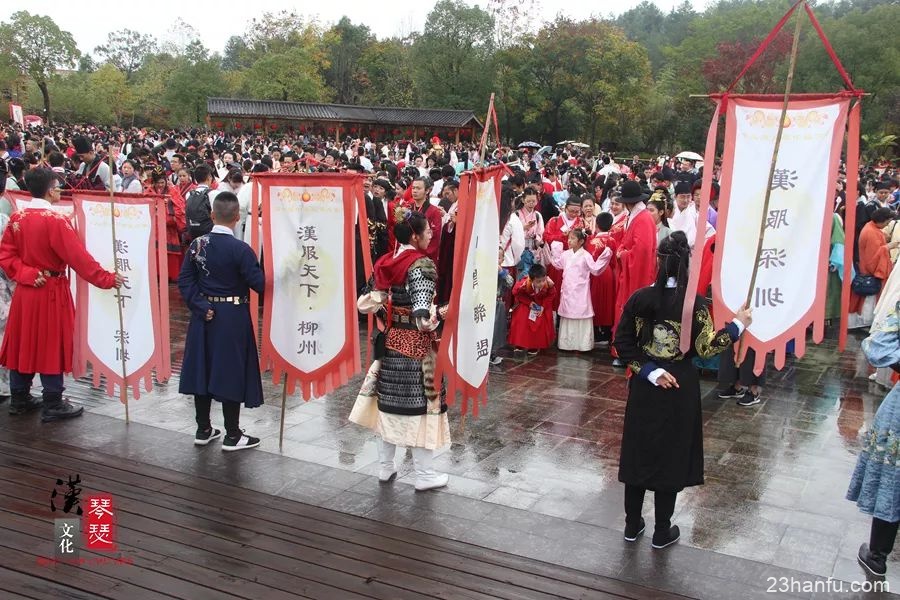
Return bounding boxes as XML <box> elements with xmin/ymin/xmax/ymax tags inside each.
<box><xmin>207</xmin><ymin>98</ymin><xmax>483</xmax><ymax>143</ymax></box>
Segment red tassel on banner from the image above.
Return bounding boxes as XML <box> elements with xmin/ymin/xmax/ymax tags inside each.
<box><xmin>839</xmin><ymin>101</ymin><xmax>861</xmax><ymax>352</ymax></box>
<box><xmin>434</xmin><ymin>165</ymin><xmax>505</xmax><ymax>417</ymax></box>
<box><xmin>679</xmin><ymin>101</ymin><xmax>722</xmax><ymax>355</ymax></box>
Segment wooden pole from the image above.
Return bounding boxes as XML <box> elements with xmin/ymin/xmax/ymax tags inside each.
<box><xmin>278</xmin><ymin>374</ymin><xmax>288</xmax><ymax>451</ymax></box>
<box><xmin>108</xmin><ymin>150</ymin><xmax>130</xmax><ymax>423</ymax></box>
<box><xmin>736</xmin><ymin>1</ymin><xmax>805</xmax><ymax>367</ymax></box>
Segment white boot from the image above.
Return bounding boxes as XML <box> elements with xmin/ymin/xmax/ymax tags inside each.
<box><xmin>377</xmin><ymin>438</ymin><xmax>398</xmax><ymax>483</ymax></box>
<box><xmin>412</xmin><ymin>447</ymin><xmax>449</xmax><ymax>491</ymax></box>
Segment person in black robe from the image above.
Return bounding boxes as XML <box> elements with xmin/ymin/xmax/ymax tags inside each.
<box><xmin>614</xmin><ymin>231</ymin><xmax>752</xmax><ymax>548</ymax></box>
<box><xmin>179</xmin><ymin>191</ymin><xmax>266</xmax><ymax>451</ymax></box>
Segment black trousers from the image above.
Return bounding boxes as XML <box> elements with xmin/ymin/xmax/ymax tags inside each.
<box><xmin>871</xmin><ymin>517</ymin><xmax>900</xmax><ymax>556</ymax></box>
<box><xmin>718</xmin><ymin>347</ymin><xmax>765</xmax><ymax>388</ymax></box>
<box><xmin>624</xmin><ymin>485</ymin><xmax>677</xmax><ymax>532</ymax></box>
<box><xmin>194</xmin><ymin>395</ymin><xmax>241</xmax><ymax>438</ymax></box>
<box><xmin>10</xmin><ymin>371</ymin><xmax>64</xmax><ymax>395</ymax></box>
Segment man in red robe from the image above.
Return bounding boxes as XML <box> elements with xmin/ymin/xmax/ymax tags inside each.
<box><xmin>612</xmin><ymin>180</ymin><xmax>658</xmax><ymax>367</ymax></box>
<box><xmin>410</xmin><ymin>176</ymin><xmax>442</xmax><ymax>268</ymax></box>
<box><xmin>0</xmin><ymin>168</ymin><xmax>122</xmax><ymax>420</ymax></box>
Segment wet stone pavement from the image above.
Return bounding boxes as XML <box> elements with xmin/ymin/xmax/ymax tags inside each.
<box><xmin>42</xmin><ymin>287</ymin><xmax>900</xmax><ymax>598</ymax></box>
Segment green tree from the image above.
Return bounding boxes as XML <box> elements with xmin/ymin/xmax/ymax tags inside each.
<box><xmin>94</xmin><ymin>29</ymin><xmax>158</xmax><ymax>81</ymax></box>
<box><xmin>88</xmin><ymin>64</ymin><xmax>134</xmax><ymax>125</ymax></box>
<box><xmin>163</xmin><ymin>44</ymin><xmax>227</xmax><ymax>126</ymax></box>
<box><xmin>357</xmin><ymin>39</ymin><xmax>416</xmax><ymax>107</ymax></box>
<box><xmin>413</xmin><ymin>0</ymin><xmax>495</xmax><ymax>109</ymax></box>
<box><xmin>242</xmin><ymin>48</ymin><xmax>330</xmax><ymax>102</ymax></box>
<box><xmin>324</xmin><ymin>17</ymin><xmax>373</xmax><ymax>104</ymax></box>
<box><xmin>222</xmin><ymin>36</ymin><xmax>250</xmax><ymax>71</ymax></box>
<box><xmin>0</xmin><ymin>11</ymin><xmax>79</xmax><ymax>124</ymax></box>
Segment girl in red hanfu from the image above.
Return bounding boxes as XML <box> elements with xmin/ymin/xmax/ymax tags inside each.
<box><xmin>608</xmin><ymin>193</ymin><xmax>628</xmax><ymax>246</ymax></box>
<box><xmin>542</xmin><ymin>197</ymin><xmax>583</xmax><ymax>310</ymax></box>
<box><xmin>508</xmin><ymin>263</ymin><xmax>557</xmax><ymax>354</ymax></box>
<box><xmin>176</xmin><ymin>167</ymin><xmax>195</xmax><ymax>199</ymax></box>
<box><xmin>150</xmin><ymin>169</ymin><xmax>187</xmax><ymax>283</ymax></box>
<box><xmin>589</xmin><ymin>212</ymin><xmax>618</xmax><ymax>345</ymax></box>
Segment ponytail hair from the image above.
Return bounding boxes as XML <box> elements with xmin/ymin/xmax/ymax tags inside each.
<box><xmin>394</xmin><ymin>210</ymin><xmax>428</xmax><ymax>244</ymax></box>
<box><xmin>653</xmin><ymin>230</ymin><xmax>691</xmax><ymax>311</ymax></box>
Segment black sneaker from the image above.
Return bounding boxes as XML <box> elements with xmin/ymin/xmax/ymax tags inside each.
<box><xmin>194</xmin><ymin>427</ymin><xmax>223</xmax><ymax>446</ymax></box>
<box><xmin>857</xmin><ymin>543</ymin><xmax>887</xmax><ymax>577</ymax></box>
<box><xmin>736</xmin><ymin>390</ymin><xmax>761</xmax><ymax>407</ymax></box>
<box><xmin>624</xmin><ymin>518</ymin><xmax>645</xmax><ymax>542</ymax></box>
<box><xmin>652</xmin><ymin>525</ymin><xmax>680</xmax><ymax>549</ymax></box>
<box><xmin>222</xmin><ymin>432</ymin><xmax>260</xmax><ymax>452</ymax></box>
<box><xmin>717</xmin><ymin>386</ymin><xmax>746</xmax><ymax>399</ymax></box>
<box><xmin>612</xmin><ymin>358</ymin><xmax>625</xmax><ymax>368</ymax></box>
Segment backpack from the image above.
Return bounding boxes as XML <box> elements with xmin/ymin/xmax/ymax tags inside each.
<box><xmin>185</xmin><ymin>187</ymin><xmax>213</xmax><ymax>240</ymax></box>
<box><xmin>66</xmin><ymin>158</ymin><xmax>107</xmax><ymax>191</ymax></box>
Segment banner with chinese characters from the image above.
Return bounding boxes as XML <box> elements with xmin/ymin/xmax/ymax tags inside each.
<box><xmin>71</xmin><ymin>192</ymin><xmax>171</xmax><ymax>399</ymax></box>
<box><xmin>712</xmin><ymin>97</ymin><xmax>850</xmax><ymax>372</ymax></box>
<box><xmin>435</xmin><ymin>166</ymin><xmax>503</xmax><ymax>415</ymax></box>
<box><xmin>255</xmin><ymin>173</ymin><xmax>367</xmax><ymax>399</ymax></box>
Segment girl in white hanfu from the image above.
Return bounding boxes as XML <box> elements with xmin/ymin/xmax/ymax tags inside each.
<box><xmin>0</xmin><ymin>213</ymin><xmax>12</xmax><ymax>401</ymax></box>
<box><xmin>549</xmin><ymin>228</ymin><xmax>613</xmax><ymax>352</ymax></box>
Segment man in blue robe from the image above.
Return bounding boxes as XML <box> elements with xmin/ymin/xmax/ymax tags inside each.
<box><xmin>178</xmin><ymin>191</ymin><xmax>265</xmax><ymax>451</ymax></box>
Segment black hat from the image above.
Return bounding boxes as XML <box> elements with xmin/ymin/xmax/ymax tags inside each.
<box><xmin>72</xmin><ymin>136</ymin><xmax>92</xmax><ymax>154</ymax></box>
<box><xmin>619</xmin><ymin>180</ymin><xmax>649</xmax><ymax>204</ymax></box>
<box><xmin>674</xmin><ymin>181</ymin><xmax>693</xmax><ymax>196</ymax></box>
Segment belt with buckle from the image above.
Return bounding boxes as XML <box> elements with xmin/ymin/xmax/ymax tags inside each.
<box><xmin>391</xmin><ymin>313</ymin><xmax>413</xmax><ymax>324</ymax></box>
<box><xmin>205</xmin><ymin>295</ymin><xmax>249</xmax><ymax>305</ymax></box>
<box><xmin>41</xmin><ymin>270</ymin><xmax>64</xmax><ymax>278</ymax></box>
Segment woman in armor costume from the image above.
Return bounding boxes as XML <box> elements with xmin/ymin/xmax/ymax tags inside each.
<box><xmin>351</xmin><ymin>211</ymin><xmax>450</xmax><ymax>491</ymax></box>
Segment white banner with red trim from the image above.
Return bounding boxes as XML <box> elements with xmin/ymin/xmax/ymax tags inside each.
<box><xmin>435</xmin><ymin>166</ymin><xmax>503</xmax><ymax>415</ymax></box>
<box><xmin>712</xmin><ymin>97</ymin><xmax>849</xmax><ymax>371</ymax></box>
<box><xmin>253</xmin><ymin>173</ymin><xmax>367</xmax><ymax>399</ymax></box>
<box><xmin>71</xmin><ymin>192</ymin><xmax>171</xmax><ymax>399</ymax></box>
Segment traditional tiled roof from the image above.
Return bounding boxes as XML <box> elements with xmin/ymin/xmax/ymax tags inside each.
<box><xmin>207</xmin><ymin>98</ymin><xmax>482</xmax><ymax>128</ymax></box>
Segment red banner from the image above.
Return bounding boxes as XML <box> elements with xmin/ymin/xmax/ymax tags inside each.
<box><xmin>71</xmin><ymin>192</ymin><xmax>171</xmax><ymax>399</ymax></box>
<box><xmin>254</xmin><ymin>173</ymin><xmax>367</xmax><ymax>399</ymax></box>
<box><xmin>435</xmin><ymin>166</ymin><xmax>504</xmax><ymax>416</ymax></box>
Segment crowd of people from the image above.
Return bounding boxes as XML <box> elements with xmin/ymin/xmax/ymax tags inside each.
<box><xmin>1</xmin><ymin>121</ymin><xmax>900</xmax><ymax>575</ymax></box>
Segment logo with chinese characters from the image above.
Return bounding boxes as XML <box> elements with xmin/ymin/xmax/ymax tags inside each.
<box><xmin>50</xmin><ymin>476</ymin><xmax>118</xmax><ymax>562</ymax></box>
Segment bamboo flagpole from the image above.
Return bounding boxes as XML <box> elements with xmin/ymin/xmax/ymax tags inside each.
<box><xmin>736</xmin><ymin>0</ymin><xmax>806</xmax><ymax>367</ymax></box>
<box><xmin>108</xmin><ymin>150</ymin><xmax>130</xmax><ymax>422</ymax></box>
<box><xmin>278</xmin><ymin>374</ymin><xmax>288</xmax><ymax>451</ymax></box>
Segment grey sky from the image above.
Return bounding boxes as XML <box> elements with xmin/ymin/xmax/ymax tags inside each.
<box><xmin>1</xmin><ymin>0</ymin><xmax>703</xmax><ymax>57</ymax></box>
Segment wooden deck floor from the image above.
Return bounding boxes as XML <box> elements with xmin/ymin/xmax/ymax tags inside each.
<box><xmin>0</xmin><ymin>430</ymin><xmax>690</xmax><ymax>600</ymax></box>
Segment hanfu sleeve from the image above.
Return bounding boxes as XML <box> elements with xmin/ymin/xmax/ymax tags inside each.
<box><xmin>406</xmin><ymin>257</ymin><xmax>438</xmax><ymax>331</ymax></box>
<box><xmin>692</xmin><ymin>299</ymin><xmax>741</xmax><ymax>359</ymax></box>
<box><xmin>239</xmin><ymin>244</ymin><xmax>265</xmax><ymax>295</ymax></box>
<box><xmin>49</xmin><ymin>216</ymin><xmax>115</xmax><ymax>289</ymax></box>
<box><xmin>613</xmin><ymin>293</ymin><xmax>658</xmax><ymax>379</ymax></box>
<box><xmin>0</xmin><ymin>215</ymin><xmax>40</xmax><ymax>286</ymax></box>
<box><xmin>178</xmin><ymin>239</ymin><xmax>213</xmax><ymax>319</ymax></box>
<box><xmin>584</xmin><ymin>246</ymin><xmax>612</xmax><ymax>276</ymax></box>
<box><xmin>862</xmin><ymin>308</ymin><xmax>900</xmax><ymax>368</ymax></box>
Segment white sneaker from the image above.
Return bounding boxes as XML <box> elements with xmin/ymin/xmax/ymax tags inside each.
<box><xmin>222</xmin><ymin>432</ymin><xmax>260</xmax><ymax>452</ymax></box>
